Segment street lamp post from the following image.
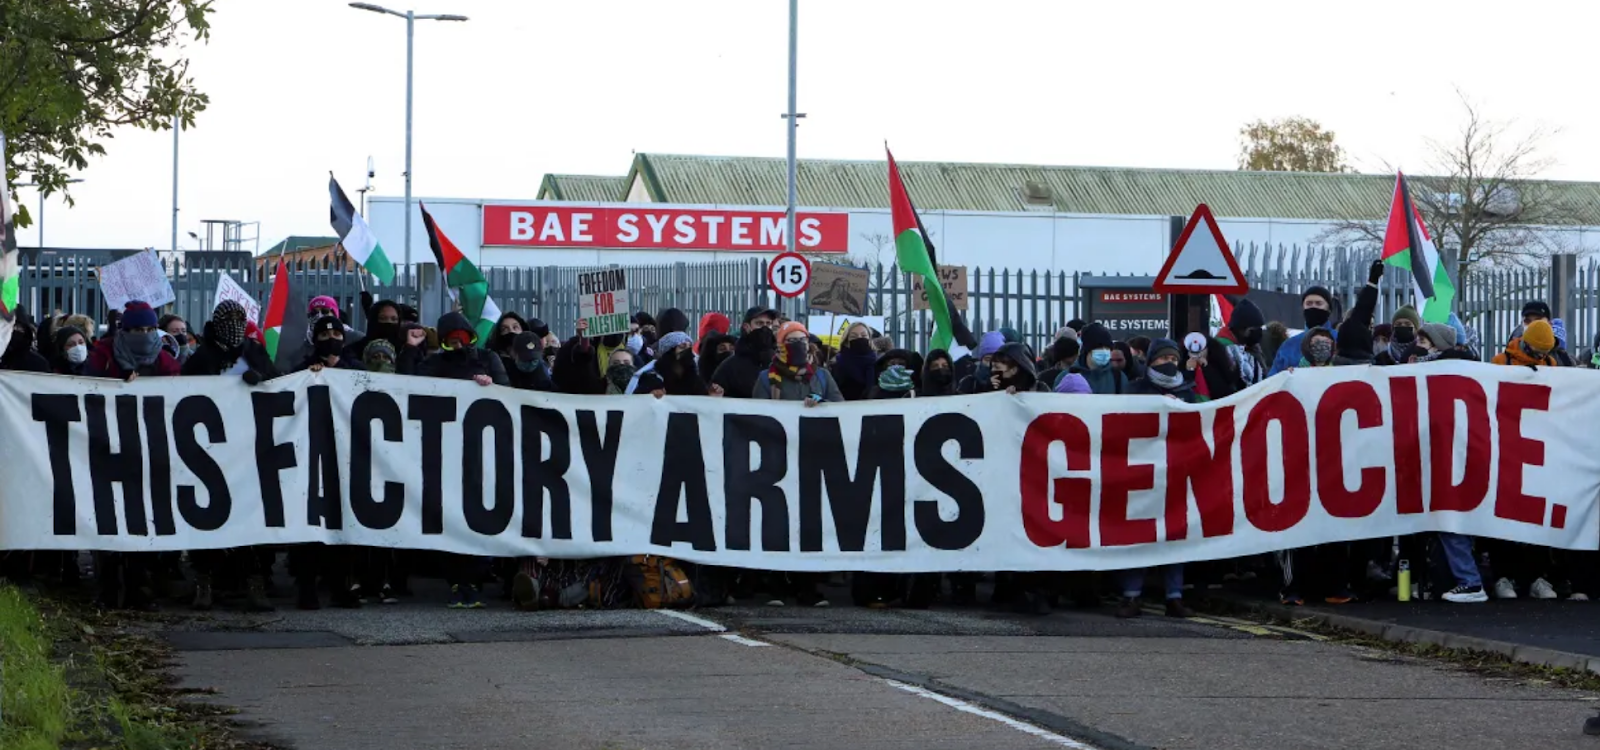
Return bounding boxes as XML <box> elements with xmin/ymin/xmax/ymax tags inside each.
<box><xmin>348</xmin><ymin>2</ymin><xmax>467</xmax><ymax>292</ymax></box>
<box><xmin>16</xmin><ymin>179</ymin><xmax>85</xmax><ymax>249</ymax></box>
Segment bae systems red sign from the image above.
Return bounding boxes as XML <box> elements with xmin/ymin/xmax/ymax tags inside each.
<box><xmin>481</xmin><ymin>205</ymin><xmax>849</xmax><ymax>253</ymax></box>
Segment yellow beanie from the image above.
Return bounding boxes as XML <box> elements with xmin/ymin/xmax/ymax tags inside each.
<box><xmin>1523</xmin><ymin>319</ymin><xmax>1555</xmax><ymax>352</ymax></box>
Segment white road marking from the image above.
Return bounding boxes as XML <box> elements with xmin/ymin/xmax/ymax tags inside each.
<box><xmin>882</xmin><ymin>679</ymin><xmax>1099</xmax><ymax>749</ymax></box>
<box><xmin>719</xmin><ymin>633</ymin><xmax>770</xmax><ymax>647</ymax></box>
<box><xmin>651</xmin><ymin>609</ymin><xmax>726</xmax><ymax>632</ymax></box>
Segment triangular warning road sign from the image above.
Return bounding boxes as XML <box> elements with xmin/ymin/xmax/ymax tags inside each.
<box><xmin>1153</xmin><ymin>204</ymin><xmax>1249</xmax><ymax>294</ymax></box>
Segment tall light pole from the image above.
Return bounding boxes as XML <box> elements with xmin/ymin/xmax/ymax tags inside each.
<box><xmin>348</xmin><ymin>2</ymin><xmax>468</xmax><ymax>290</ymax></box>
<box><xmin>172</xmin><ymin>113</ymin><xmax>179</xmax><ymax>253</ymax></box>
<box><xmin>17</xmin><ymin>179</ymin><xmax>85</xmax><ymax>249</ymax></box>
<box><xmin>782</xmin><ymin>0</ymin><xmax>804</xmax><ymax>256</ymax></box>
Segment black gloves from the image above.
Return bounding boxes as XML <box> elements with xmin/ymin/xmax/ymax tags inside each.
<box><xmin>1368</xmin><ymin>260</ymin><xmax>1385</xmax><ymax>286</ymax></box>
<box><xmin>243</xmin><ymin>370</ymin><xmax>263</xmax><ymax>386</ymax></box>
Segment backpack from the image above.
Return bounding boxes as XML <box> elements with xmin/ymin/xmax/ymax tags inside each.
<box><xmin>623</xmin><ymin>555</ymin><xmax>695</xmax><ymax>609</ymax></box>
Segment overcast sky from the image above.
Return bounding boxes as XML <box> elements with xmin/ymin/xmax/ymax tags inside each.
<box><xmin>16</xmin><ymin>0</ymin><xmax>1600</xmax><ymax>252</ymax></box>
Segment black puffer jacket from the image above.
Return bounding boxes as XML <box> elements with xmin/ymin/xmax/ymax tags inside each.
<box><xmin>416</xmin><ymin>312</ymin><xmax>510</xmax><ymax>384</ymax></box>
<box><xmin>711</xmin><ymin>329</ymin><xmax>774</xmax><ymax>400</ymax></box>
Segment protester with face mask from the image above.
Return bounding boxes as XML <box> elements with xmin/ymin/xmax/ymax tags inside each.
<box><xmin>697</xmin><ymin>332</ymin><xmax>736</xmax><ymax>387</ymax></box>
<box><xmin>829</xmin><ymin>322</ymin><xmax>879</xmax><ymax>400</ymax></box>
<box><xmin>755</xmin><ymin>322</ymin><xmax>843</xmax><ymax>403</ymax></box>
<box><xmin>1069</xmin><ymin>322</ymin><xmax>1127</xmax><ymax>395</ymax></box>
<box><xmin>345</xmin><ymin>299</ymin><xmax>409</xmax><ymax>362</ymax></box>
<box><xmin>1375</xmin><ymin>306</ymin><xmax>1421</xmax><ymax>366</ymax></box>
<box><xmin>972</xmin><ymin>342</ymin><xmax>1049</xmax><ymax>396</ymax></box>
<box><xmin>603</xmin><ymin>348</ymin><xmax>639</xmax><ymax>394</ymax></box>
<box><xmin>88</xmin><ymin>301</ymin><xmax>181</xmax><ymax>381</ymax></box>
<box><xmin>957</xmin><ymin>331</ymin><xmax>1008</xmax><ymax>394</ymax></box>
<box><xmin>1269</xmin><ymin>286</ymin><xmax>1337</xmax><ymax>376</ymax></box>
<box><xmin>918</xmin><ymin>349</ymin><xmax>957</xmax><ymax>397</ymax></box>
<box><xmin>696</xmin><ymin>312</ymin><xmax>732</xmax><ymax>354</ymax></box>
<box><xmin>48</xmin><ymin>325</ymin><xmax>90</xmax><ymax>376</ymax></box>
<box><xmin>1371</xmin><ymin>324</ymin><xmax>1393</xmax><ymax>357</ymax></box>
<box><xmin>1204</xmin><ymin>299</ymin><xmax>1266</xmax><ymax>397</ymax></box>
<box><xmin>1491</xmin><ymin>318</ymin><xmax>1558</xmax><ymax>368</ymax></box>
<box><xmin>183</xmin><ymin>300</ymin><xmax>279</xmax><ymax>384</ymax></box>
<box><xmin>501</xmin><ymin>331</ymin><xmax>555</xmax><ymax>391</ymax></box>
<box><xmin>1034</xmin><ymin>327</ymin><xmax>1081</xmax><ymax>390</ymax></box>
<box><xmin>0</xmin><ymin>308</ymin><xmax>49</xmax><ymax>373</ymax></box>
<box><xmin>639</xmin><ymin>331</ymin><xmax>722</xmax><ymax>396</ymax></box>
<box><xmin>1128</xmin><ymin>338</ymin><xmax>1196</xmax><ymax>401</ymax></box>
<box><xmin>297</xmin><ymin>316</ymin><xmax>361</xmax><ymax>372</ymax></box>
<box><xmin>712</xmin><ymin>307</ymin><xmax>779</xmax><ymax>399</ymax></box>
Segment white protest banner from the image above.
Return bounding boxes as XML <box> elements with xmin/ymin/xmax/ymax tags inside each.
<box><xmin>213</xmin><ymin>274</ymin><xmax>261</xmax><ymax>324</ymax></box>
<box><xmin>577</xmin><ymin>268</ymin><xmax>629</xmax><ymax>337</ymax></box>
<box><xmin>97</xmin><ymin>249</ymin><xmax>175</xmax><ymax>310</ymax></box>
<box><xmin>1</xmin><ymin>362</ymin><xmax>1596</xmax><ymax>570</ymax></box>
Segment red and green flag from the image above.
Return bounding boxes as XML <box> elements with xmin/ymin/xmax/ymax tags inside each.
<box><xmin>1381</xmin><ymin>172</ymin><xmax>1455</xmax><ymax>323</ymax></box>
<box><xmin>262</xmin><ymin>256</ymin><xmax>291</xmax><ymax>363</ymax></box>
<box><xmin>887</xmin><ymin>147</ymin><xmax>976</xmax><ymax>354</ymax></box>
<box><xmin>420</xmin><ymin>202</ymin><xmax>501</xmax><ymax>346</ymax></box>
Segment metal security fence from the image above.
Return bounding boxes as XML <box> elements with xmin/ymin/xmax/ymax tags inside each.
<box><xmin>13</xmin><ymin>246</ymin><xmax>1600</xmax><ymax>360</ymax></box>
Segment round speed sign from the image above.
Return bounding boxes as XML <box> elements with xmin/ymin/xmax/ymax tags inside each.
<box><xmin>768</xmin><ymin>252</ymin><xmax>812</xmax><ymax>298</ymax></box>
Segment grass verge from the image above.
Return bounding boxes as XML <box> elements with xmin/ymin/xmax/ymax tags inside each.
<box><xmin>0</xmin><ymin>583</ymin><xmax>271</xmax><ymax>750</ymax></box>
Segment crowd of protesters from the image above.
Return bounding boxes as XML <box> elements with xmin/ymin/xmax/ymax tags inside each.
<box><xmin>2</xmin><ymin>257</ymin><xmax>1597</xmax><ymax>616</ymax></box>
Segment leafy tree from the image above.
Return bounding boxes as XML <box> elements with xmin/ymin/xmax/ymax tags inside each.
<box><xmin>1237</xmin><ymin>117</ymin><xmax>1349</xmax><ymax>173</ymax></box>
<box><xmin>1</xmin><ymin>0</ymin><xmax>212</xmax><ymax>225</ymax></box>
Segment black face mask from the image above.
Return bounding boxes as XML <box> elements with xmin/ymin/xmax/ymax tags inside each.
<box><xmin>1394</xmin><ymin>327</ymin><xmax>1416</xmax><ymax>344</ymax></box>
<box><xmin>1150</xmin><ymin>362</ymin><xmax>1181</xmax><ymax>377</ymax></box>
<box><xmin>1303</xmin><ymin>308</ymin><xmax>1331</xmax><ymax>329</ymax></box>
<box><xmin>927</xmin><ymin>368</ymin><xmax>952</xmax><ymax>386</ymax></box>
<box><xmin>543</xmin><ymin>345</ymin><xmax>559</xmax><ymax>360</ymax></box>
<box><xmin>1239</xmin><ymin>327</ymin><xmax>1262</xmax><ymax>346</ymax></box>
<box><xmin>846</xmin><ymin>338</ymin><xmax>873</xmax><ymax>354</ymax></box>
<box><xmin>745</xmin><ymin>327</ymin><xmax>776</xmax><ymax>353</ymax></box>
<box><xmin>315</xmin><ymin>338</ymin><xmax>343</xmax><ymax>358</ymax></box>
<box><xmin>368</xmin><ymin>322</ymin><xmax>403</xmax><ymax>346</ymax></box>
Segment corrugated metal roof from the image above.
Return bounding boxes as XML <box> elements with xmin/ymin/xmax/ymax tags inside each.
<box><xmin>260</xmin><ymin>235</ymin><xmax>339</xmax><ymax>257</ymax></box>
<box><xmin>537</xmin><ymin>174</ymin><xmax>628</xmax><ymax>203</ymax></box>
<box><xmin>619</xmin><ymin>153</ymin><xmax>1600</xmax><ymax>225</ymax></box>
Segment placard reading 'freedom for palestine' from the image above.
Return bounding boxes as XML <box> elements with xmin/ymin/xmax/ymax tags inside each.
<box><xmin>0</xmin><ymin>363</ymin><xmax>1595</xmax><ymax>570</ymax></box>
<box><xmin>577</xmin><ymin>268</ymin><xmax>629</xmax><ymax>337</ymax></box>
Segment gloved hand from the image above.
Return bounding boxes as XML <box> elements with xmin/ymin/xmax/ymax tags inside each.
<box><xmin>243</xmin><ymin>369</ymin><xmax>263</xmax><ymax>386</ymax></box>
<box><xmin>1368</xmin><ymin>259</ymin><xmax>1385</xmax><ymax>286</ymax></box>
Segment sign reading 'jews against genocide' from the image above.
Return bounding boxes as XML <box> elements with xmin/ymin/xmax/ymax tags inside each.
<box><xmin>0</xmin><ymin>364</ymin><xmax>1595</xmax><ymax>569</ymax></box>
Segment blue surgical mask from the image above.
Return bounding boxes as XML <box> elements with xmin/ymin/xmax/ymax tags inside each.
<box><xmin>1090</xmin><ymin>349</ymin><xmax>1112</xmax><ymax>368</ymax></box>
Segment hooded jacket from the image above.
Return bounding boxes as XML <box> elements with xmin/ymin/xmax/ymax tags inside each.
<box><xmin>711</xmin><ymin>327</ymin><xmax>775</xmax><ymax>400</ymax></box>
<box><xmin>47</xmin><ymin>326</ymin><xmax>89</xmax><ymax>376</ymax></box>
<box><xmin>1331</xmin><ymin>282</ymin><xmax>1378</xmax><ymax>366</ymax></box>
<box><xmin>696</xmin><ymin>333</ymin><xmax>736</xmax><ymax>386</ymax></box>
<box><xmin>182</xmin><ymin>326</ymin><xmax>280</xmax><ymax>382</ymax></box>
<box><xmin>969</xmin><ymin>343</ymin><xmax>1049</xmax><ymax>393</ymax></box>
<box><xmin>0</xmin><ymin>318</ymin><xmax>50</xmax><ymax>373</ymax></box>
<box><xmin>829</xmin><ymin>340</ymin><xmax>880</xmax><ymax>401</ymax></box>
<box><xmin>918</xmin><ymin>349</ymin><xmax>957</xmax><ymax>396</ymax></box>
<box><xmin>417</xmin><ymin>312</ymin><xmax>510</xmax><ymax>384</ymax></box>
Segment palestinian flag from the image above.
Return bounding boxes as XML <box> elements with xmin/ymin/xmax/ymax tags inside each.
<box><xmin>329</xmin><ymin>175</ymin><xmax>395</xmax><ymax>284</ymax></box>
<box><xmin>886</xmin><ymin>147</ymin><xmax>976</xmax><ymax>354</ymax></box>
<box><xmin>0</xmin><ymin>132</ymin><xmax>16</xmax><ymax>321</ymax></box>
<box><xmin>1382</xmin><ymin>172</ymin><xmax>1455</xmax><ymax>323</ymax></box>
<box><xmin>262</xmin><ymin>256</ymin><xmax>293</xmax><ymax>365</ymax></box>
<box><xmin>420</xmin><ymin>202</ymin><xmax>501</xmax><ymax>346</ymax></box>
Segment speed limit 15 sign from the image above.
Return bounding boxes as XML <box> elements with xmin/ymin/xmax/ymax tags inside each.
<box><xmin>768</xmin><ymin>252</ymin><xmax>811</xmax><ymax>298</ymax></box>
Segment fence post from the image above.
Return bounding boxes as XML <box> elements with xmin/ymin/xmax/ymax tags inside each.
<box><xmin>1550</xmin><ymin>253</ymin><xmax>1578</xmax><ymax>323</ymax></box>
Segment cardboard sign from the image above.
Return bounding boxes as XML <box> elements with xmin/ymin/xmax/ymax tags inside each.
<box><xmin>807</xmin><ymin>263</ymin><xmax>869</xmax><ymax>315</ymax></box>
<box><xmin>911</xmin><ymin>265</ymin><xmax>968</xmax><ymax>311</ymax></box>
<box><xmin>97</xmin><ymin>249</ymin><xmax>175</xmax><ymax>310</ymax></box>
<box><xmin>213</xmin><ymin>274</ymin><xmax>261</xmax><ymax>324</ymax></box>
<box><xmin>577</xmin><ymin>268</ymin><xmax>630</xmax><ymax>337</ymax></box>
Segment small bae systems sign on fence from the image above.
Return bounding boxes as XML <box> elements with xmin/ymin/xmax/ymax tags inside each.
<box><xmin>481</xmin><ymin>204</ymin><xmax>849</xmax><ymax>253</ymax></box>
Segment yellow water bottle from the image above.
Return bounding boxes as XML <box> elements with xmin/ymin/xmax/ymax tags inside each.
<box><xmin>1397</xmin><ymin>559</ymin><xmax>1411</xmax><ymax>602</ymax></box>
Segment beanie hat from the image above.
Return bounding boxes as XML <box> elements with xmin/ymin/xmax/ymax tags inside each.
<box><xmin>363</xmin><ymin>338</ymin><xmax>397</xmax><ymax>364</ymax></box>
<box><xmin>1391</xmin><ymin>306</ymin><xmax>1423</xmax><ymax>330</ymax></box>
<box><xmin>975</xmin><ymin>331</ymin><xmax>1006</xmax><ymax>359</ymax></box>
<box><xmin>1551</xmin><ymin>318</ymin><xmax>1568</xmax><ymax>350</ymax></box>
<box><xmin>1420</xmin><ymin>323</ymin><xmax>1457</xmax><ymax>351</ymax></box>
<box><xmin>1228</xmin><ymin>299</ymin><xmax>1265</xmax><ymax>332</ymax></box>
<box><xmin>1054</xmin><ymin>372</ymin><xmax>1092</xmax><ymax>394</ymax></box>
<box><xmin>997</xmin><ymin>327</ymin><xmax>1021</xmax><ymax>344</ymax></box>
<box><xmin>1146</xmin><ymin>337</ymin><xmax>1180</xmax><ymax>363</ymax></box>
<box><xmin>308</xmin><ymin>295</ymin><xmax>340</xmax><ymax>318</ymax></box>
<box><xmin>1302</xmin><ymin>285</ymin><xmax>1333</xmax><ymax>308</ymax></box>
<box><xmin>775</xmin><ymin>321</ymin><xmax>808</xmax><ymax>344</ymax></box>
<box><xmin>1522</xmin><ymin>300</ymin><xmax>1551</xmax><ymax>320</ymax></box>
<box><xmin>658</xmin><ymin>331</ymin><xmax>693</xmax><ymax>352</ymax></box>
<box><xmin>312</xmin><ymin>315</ymin><xmax>343</xmax><ymax>339</ymax></box>
<box><xmin>877</xmin><ymin>364</ymin><xmax>914</xmax><ymax>393</ymax></box>
<box><xmin>121</xmin><ymin>301</ymin><xmax>158</xmax><ymax>331</ymax></box>
<box><xmin>1079</xmin><ymin>322</ymin><xmax>1114</xmax><ymax>351</ymax></box>
<box><xmin>1522</xmin><ymin>319</ymin><xmax>1555</xmax><ymax>352</ymax></box>
<box><xmin>1054</xmin><ymin>326</ymin><xmax>1079</xmax><ymax>343</ymax></box>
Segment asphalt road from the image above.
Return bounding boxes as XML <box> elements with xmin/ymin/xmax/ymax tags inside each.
<box><xmin>158</xmin><ymin>579</ymin><xmax>1600</xmax><ymax>750</ymax></box>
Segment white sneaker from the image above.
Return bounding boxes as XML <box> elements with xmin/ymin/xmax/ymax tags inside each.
<box><xmin>1494</xmin><ymin>578</ymin><xmax>1518</xmax><ymax>600</ymax></box>
<box><xmin>1530</xmin><ymin>578</ymin><xmax>1558</xmax><ymax>600</ymax></box>
<box><xmin>1569</xmin><ymin>592</ymin><xmax>1590</xmax><ymax>602</ymax></box>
